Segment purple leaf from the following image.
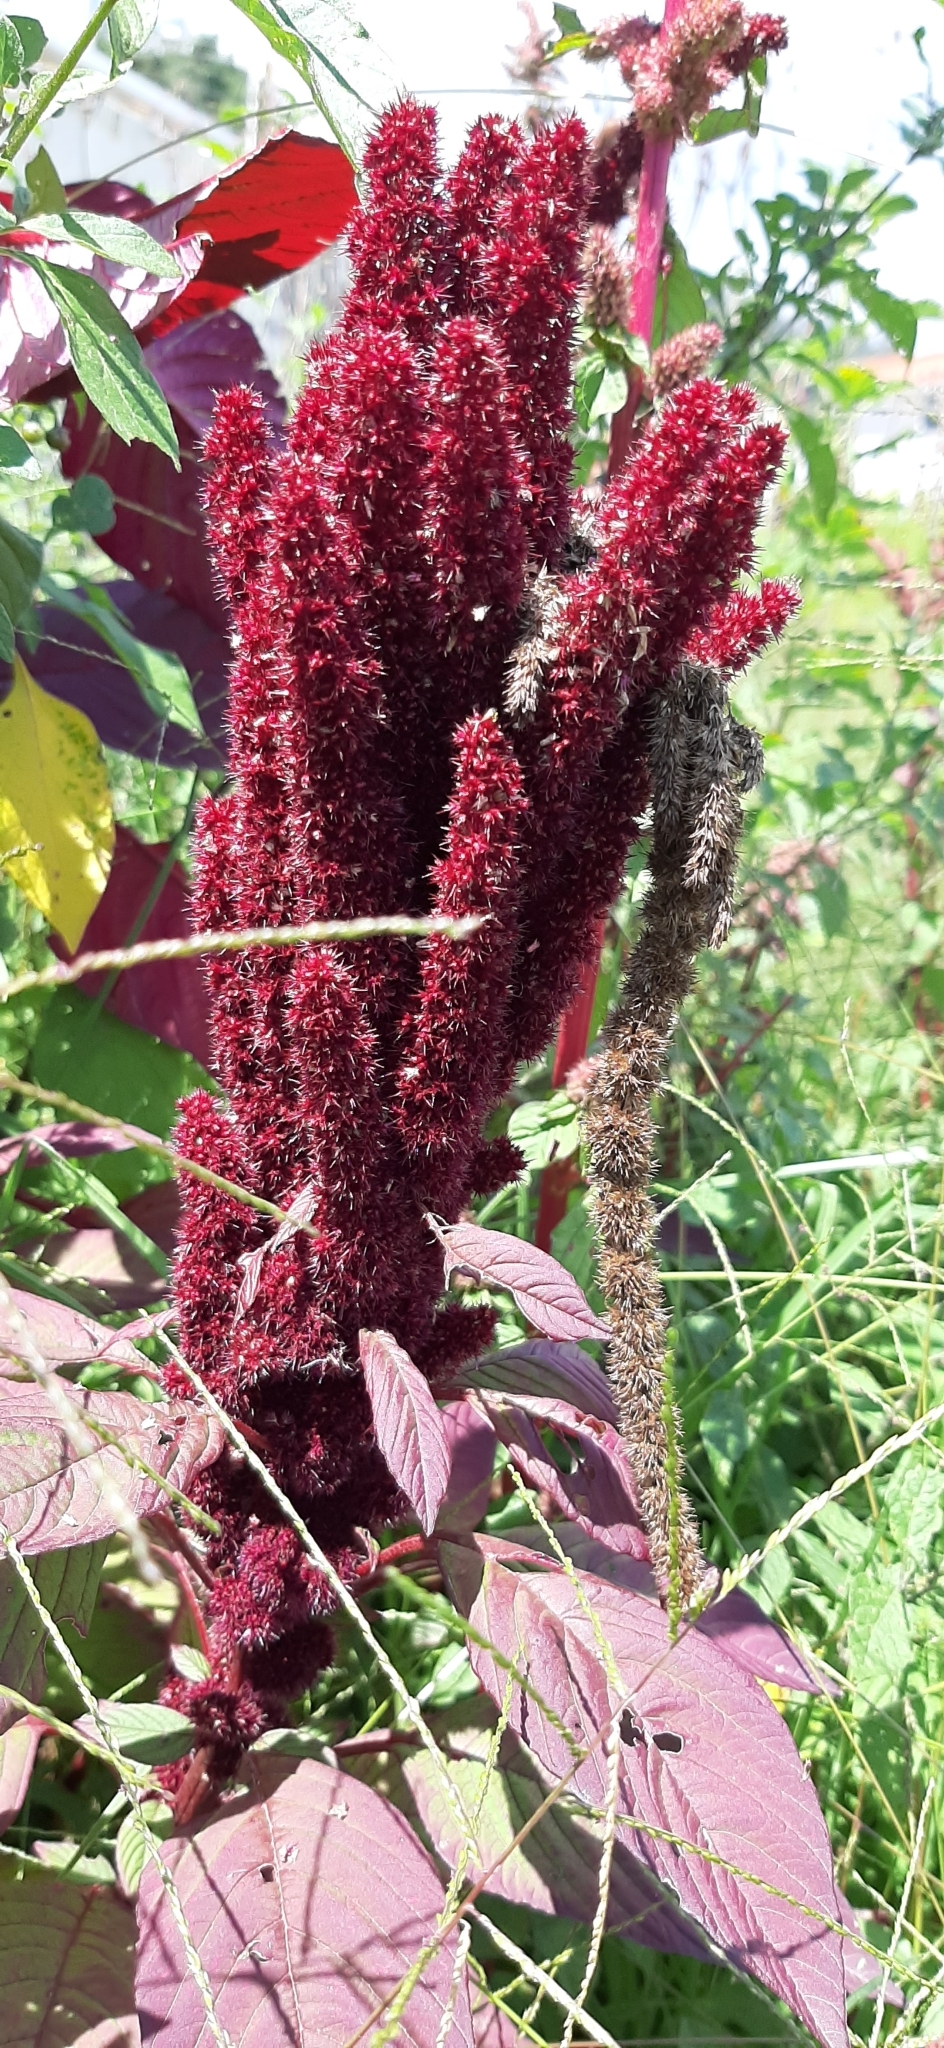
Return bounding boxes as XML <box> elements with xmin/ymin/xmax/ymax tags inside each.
<box><xmin>19</xmin><ymin>1226</ymin><xmax>167</xmax><ymax>1312</ymax></box>
<box><xmin>61</xmin><ymin>310</ymin><xmax>284</xmax><ymax>631</ymax></box>
<box><xmin>441</xmin><ymin>1538</ymin><xmax>848</xmax><ymax>2048</ymax></box>
<box><xmin>360</xmin><ymin>1329</ymin><xmax>451</xmax><ymax>1536</ymax></box>
<box><xmin>406</xmin><ymin>1701</ymin><xmax>712</xmax><ymax>1964</ymax></box>
<box><xmin>478</xmin><ymin>1393</ymin><xmax>649</xmax><ymax>1559</ymax></box>
<box><xmin>0</xmin><ymin>1714</ymin><xmax>46</xmax><ymax>1830</ymax></box>
<box><xmin>0</xmin><ymin>1863</ymin><xmax>137</xmax><ymax>2047</ymax></box>
<box><xmin>517</xmin><ymin>1528</ymin><xmax>829</xmax><ymax>1694</ymax></box>
<box><xmin>696</xmin><ymin>1585</ymin><xmax>835</xmax><ymax>1696</ymax></box>
<box><xmin>0</xmin><ymin>1382</ymin><xmax>223</xmax><ymax>1551</ymax></box>
<box><xmin>29</xmin><ymin>579</ymin><xmax>228</xmax><ymax>765</ymax></box>
<box><xmin>441</xmin><ymin>1222</ymin><xmax>610</xmax><ymax>1343</ymax></box>
<box><xmin>135</xmin><ymin>1755</ymin><xmax>474</xmax><ymax>2046</ymax></box>
<box><xmin>0</xmin><ymin>1284</ymin><xmax>149</xmax><ymax>1378</ymax></box>
<box><xmin>143</xmin><ymin>308</ymin><xmax>282</xmax><ymax>441</ymax></box>
<box><xmin>464</xmin><ymin>1338</ymin><xmax>619</xmax><ymax>1426</ymax></box>
<box><xmin>0</xmin><ymin>1120</ymin><xmax>148</xmax><ymax>1179</ymax></box>
<box><xmin>435</xmin><ymin>1400</ymin><xmax>497</xmax><ymax>1533</ymax></box>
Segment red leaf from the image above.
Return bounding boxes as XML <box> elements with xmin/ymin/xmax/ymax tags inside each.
<box><xmin>360</xmin><ymin>1330</ymin><xmax>450</xmax><ymax>1536</ymax></box>
<box><xmin>0</xmin><ymin>1381</ymin><xmax>222</xmax><ymax>1551</ymax></box>
<box><xmin>0</xmin><ymin>1714</ymin><xmax>46</xmax><ymax>1830</ymax></box>
<box><xmin>465</xmin><ymin>1338</ymin><xmax>619</xmax><ymax>1425</ymax></box>
<box><xmin>55</xmin><ymin>823</ymin><xmax>213</xmax><ymax>1067</ymax></box>
<box><xmin>138</xmin><ymin>132</ymin><xmax>357</xmax><ymax>341</ymax></box>
<box><xmin>135</xmin><ymin>1755</ymin><xmax>474</xmax><ymax>2046</ymax></box>
<box><xmin>441</xmin><ymin>1540</ymin><xmax>848</xmax><ymax>2048</ymax></box>
<box><xmin>479</xmin><ymin>1393</ymin><xmax>648</xmax><ymax>1559</ymax></box>
<box><xmin>436</xmin><ymin>1400</ymin><xmax>497</xmax><ymax>1533</ymax></box>
<box><xmin>440</xmin><ymin>1222</ymin><xmax>610</xmax><ymax>1342</ymax></box>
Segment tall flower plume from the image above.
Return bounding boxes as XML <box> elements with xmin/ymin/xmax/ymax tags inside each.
<box><xmin>167</xmin><ymin>98</ymin><xmax>796</xmax><ymax>1788</ymax></box>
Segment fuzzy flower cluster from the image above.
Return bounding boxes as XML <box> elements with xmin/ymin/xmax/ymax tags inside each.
<box><xmin>581</xmin><ymin>223</ymin><xmax>633</xmax><ymax>330</ymax></box>
<box><xmin>593</xmin><ymin>2</ymin><xmax>787</xmax><ymax>136</ymax></box>
<box><xmin>650</xmin><ymin>320</ymin><xmax>723</xmax><ymax>395</ymax></box>
<box><xmin>164</xmin><ymin>97</ymin><xmax>796</xmax><ymax>1778</ymax></box>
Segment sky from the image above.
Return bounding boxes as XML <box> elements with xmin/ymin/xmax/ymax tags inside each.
<box><xmin>40</xmin><ymin>0</ymin><xmax>944</xmax><ymax>343</ymax></box>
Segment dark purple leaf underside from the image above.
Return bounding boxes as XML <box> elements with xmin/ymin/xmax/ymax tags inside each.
<box><xmin>442</xmin><ymin>1223</ymin><xmax>610</xmax><ymax>1342</ymax></box>
<box><xmin>464</xmin><ymin>1338</ymin><xmax>619</xmax><ymax>1426</ymax></box>
<box><xmin>135</xmin><ymin>1755</ymin><xmax>474</xmax><ymax>2046</ymax></box>
<box><xmin>26</xmin><ymin>579</ymin><xmax>229</xmax><ymax>765</ymax></box>
<box><xmin>479</xmin><ymin>1393</ymin><xmax>649</xmax><ymax>1559</ymax></box>
<box><xmin>360</xmin><ymin>1328</ymin><xmax>451</xmax><ymax>1535</ymax></box>
<box><xmin>441</xmin><ymin>1539</ymin><xmax>848</xmax><ymax>2048</ymax></box>
<box><xmin>436</xmin><ymin>1400</ymin><xmax>497</xmax><ymax>1532</ymax></box>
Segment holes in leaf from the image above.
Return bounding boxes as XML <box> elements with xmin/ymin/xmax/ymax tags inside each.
<box><xmin>620</xmin><ymin>1709</ymin><xmax>643</xmax><ymax>1746</ymax></box>
<box><xmin>259</xmin><ymin>1863</ymin><xmax>275</xmax><ymax>1882</ymax></box>
<box><xmin>653</xmin><ymin>1731</ymin><xmax>683</xmax><ymax>1753</ymax></box>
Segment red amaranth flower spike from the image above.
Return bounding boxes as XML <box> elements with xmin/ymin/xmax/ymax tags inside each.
<box><xmin>343</xmin><ymin>97</ymin><xmax>446</xmax><ymax>342</ymax></box>
<box><xmin>443</xmin><ymin>114</ymin><xmax>525</xmax><ymax>317</ymax></box>
<box><xmin>483</xmin><ymin>116</ymin><xmax>590</xmax><ymax>564</ymax></box>
<box><xmin>170</xmin><ymin>96</ymin><xmax>795</xmax><ymax>1787</ymax></box>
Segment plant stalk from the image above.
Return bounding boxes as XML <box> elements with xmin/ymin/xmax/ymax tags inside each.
<box><xmin>6</xmin><ymin>0</ymin><xmax>120</xmax><ymax>161</ymax></box>
<box><xmin>536</xmin><ymin>0</ymin><xmax>687</xmax><ymax>1250</ymax></box>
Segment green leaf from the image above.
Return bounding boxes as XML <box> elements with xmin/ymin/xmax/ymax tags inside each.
<box><xmin>548</xmin><ymin>30</ymin><xmax>593</xmax><ymax>54</ymax></box>
<box><xmin>107</xmin><ymin>0</ymin><xmax>158</xmax><ymax>72</ymax></box>
<box><xmin>847</xmin><ymin>1568</ymin><xmax>911</xmax><ymax>1713</ymax></box>
<box><xmin>31</xmin><ymin>986</ymin><xmax>213</xmax><ymax>1140</ymax></box>
<box><xmin>813</xmin><ymin>865</ymin><xmax>849</xmax><ymax>937</ymax></box>
<box><xmin>23</xmin><ymin>143</ymin><xmax>65</xmax><ymax>214</ymax></box>
<box><xmin>700</xmin><ymin>1387</ymin><xmax>750</xmax><ymax>1487</ymax></box>
<box><xmin>0</xmin><ymin>423</ymin><xmax>33</xmax><ymax>469</ymax></box>
<box><xmin>115</xmin><ymin>1797</ymin><xmax>173</xmax><ymax>1898</ymax></box>
<box><xmin>884</xmin><ymin>1456</ymin><xmax>944</xmax><ymax>1574</ymax></box>
<box><xmin>920</xmin><ymin>963</ymin><xmax>944</xmax><ymax>1017</ymax></box>
<box><xmin>553</xmin><ymin>2</ymin><xmax>585</xmax><ymax>31</ymax></box>
<box><xmin>0</xmin><ymin>511</ymin><xmax>42</xmax><ymax>627</ymax></box>
<box><xmin>15</xmin><ymin>255</ymin><xmax>179</xmax><ymax>464</ymax></box>
<box><xmin>44</xmin><ymin>578</ymin><xmax>204</xmax><ymax>736</ymax></box>
<box><xmin>507</xmin><ymin>1093</ymin><xmax>580</xmax><ymax>1174</ymax></box>
<box><xmin>225</xmin><ymin>0</ymin><xmax>382</xmax><ymax>155</ymax></box>
<box><xmin>49</xmin><ymin>474</ymin><xmax>115</xmax><ymax>536</ymax></box>
<box><xmin>0</xmin><ymin>1541</ymin><xmax>107</xmax><ymax>1732</ymax></box>
<box><xmin>849</xmin><ymin>276</ymin><xmax>918</xmax><ymax>360</ymax></box>
<box><xmin>0</xmin><ymin>604</ymin><xmax>12</xmax><ymax>664</ymax></box>
<box><xmin>19</xmin><ymin>207</ymin><xmax>181</xmax><ymax>280</ymax></box>
<box><xmin>7</xmin><ymin>13</ymin><xmax>44</xmax><ymax>66</ymax></box>
<box><xmin>787</xmin><ymin>408</ymin><xmax>838</xmax><ymax>523</ymax></box>
<box><xmin>0</xmin><ymin>15</ymin><xmax>25</xmax><ymax>87</ymax></box>
<box><xmin>87</xmin><ymin>1698</ymin><xmax>194</xmax><ymax>1763</ymax></box>
<box><xmin>688</xmin><ymin>87</ymin><xmax>761</xmax><ymax>145</ymax></box>
<box><xmin>653</xmin><ymin>225</ymin><xmax>707</xmax><ymax>342</ymax></box>
<box><xmin>574</xmin><ymin>353</ymin><xmax>627</xmax><ymax>430</ymax></box>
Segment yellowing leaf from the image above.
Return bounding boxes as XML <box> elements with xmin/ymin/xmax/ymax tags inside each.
<box><xmin>0</xmin><ymin>653</ymin><xmax>113</xmax><ymax>949</ymax></box>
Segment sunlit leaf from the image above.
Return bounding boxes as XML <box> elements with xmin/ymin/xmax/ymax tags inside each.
<box><xmin>0</xmin><ymin>1861</ymin><xmax>137</xmax><ymax>2046</ymax></box>
<box><xmin>16</xmin><ymin>256</ymin><xmax>179</xmax><ymax>461</ymax></box>
<box><xmin>0</xmin><ymin>653</ymin><xmax>114</xmax><ymax>951</ymax></box>
<box><xmin>136</xmin><ymin>1755</ymin><xmax>475</xmax><ymax>2045</ymax></box>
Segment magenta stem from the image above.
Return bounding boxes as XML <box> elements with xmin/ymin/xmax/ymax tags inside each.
<box><xmin>610</xmin><ymin>0</ymin><xmax>687</xmax><ymax>477</ymax></box>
